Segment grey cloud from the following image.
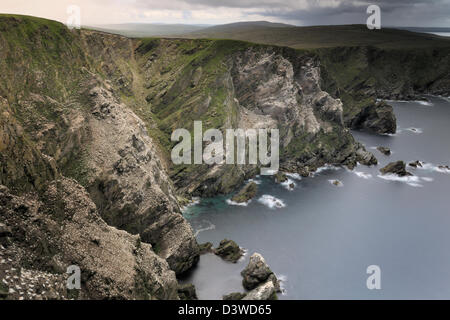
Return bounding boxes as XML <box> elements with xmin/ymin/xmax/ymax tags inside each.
<box><xmin>132</xmin><ymin>0</ymin><xmax>450</xmax><ymax>26</ymax></box>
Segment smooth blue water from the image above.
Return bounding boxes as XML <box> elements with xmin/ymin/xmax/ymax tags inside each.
<box><xmin>182</xmin><ymin>96</ymin><xmax>450</xmax><ymax>300</ymax></box>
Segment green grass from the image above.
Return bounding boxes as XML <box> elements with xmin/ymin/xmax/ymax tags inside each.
<box><xmin>184</xmin><ymin>24</ymin><xmax>450</xmax><ymax>49</ymax></box>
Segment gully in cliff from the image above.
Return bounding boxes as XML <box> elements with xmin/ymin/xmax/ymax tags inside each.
<box><xmin>171</xmin><ymin>121</ymin><xmax>280</xmax><ymax>175</ymax></box>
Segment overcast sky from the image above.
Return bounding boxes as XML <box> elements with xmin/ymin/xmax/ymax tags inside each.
<box><xmin>1</xmin><ymin>0</ymin><xmax>449</xmax><ymax>27</ymax></box>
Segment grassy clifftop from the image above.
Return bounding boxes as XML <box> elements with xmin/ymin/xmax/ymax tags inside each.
<box><xmin>184</xmin><ymin>24</ymin><xmax>450</xmax><ymax>49</ymax></box>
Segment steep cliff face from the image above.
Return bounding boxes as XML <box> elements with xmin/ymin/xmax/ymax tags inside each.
<box><xmin>318</xmin><ymin>46</ymin><xmax>450</xmax><ymax>133</ymax></box>
<box><xmin>0</xmin><ymin>14</ymin><xmax>199</xmax><ymax>296</ymax></box>
<box><xmin>137</xmin><ymin>41</ymin><xmax>375</xmax><ymax>196</ymax></box>
<box><xmin>5</xmin><ymin>15</ymin><xmax>444</xmax><ymax>300</ymax></box>
<box><xmin>0</xmin><ymin>179</ymin><xmax>179</xmax><ymax>300</ymax></box>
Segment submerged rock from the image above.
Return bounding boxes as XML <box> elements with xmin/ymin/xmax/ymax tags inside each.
<box><xmin>330</xmin><ymin>180</ymin><xmax>343</xmax><ymax>187</ymax></box>
<box><xmin>223</xmin><ymin>292</ymin><xmax>247</xmax><ymax>300</ymax></box>
<box><xmin>231</xmin><ymin>182</ymin><xmax>258</xmax><ymax>204</ymax></box>
<box><xmin>177</xmin><ymin>284</ymin><xmax>198</xmax><ymax>300</ymax></box>
<box><xmin>439</xmin><ymin>165</ymin><xmax>450</xmax><ymax>170</ymax></box>
<box><xmin>380</xmin><ymin>161</ymin><xmax>412</xmax><ymax>176</ymax></box>
<box><xmin>241</xmin><ymin>253</ymin><xmax>280</xmax><ymax>291</ymax></box>
<box><xmin>214</xmin><ymin>239</ymin><xmax>244</xmax><ymax>263</ymax></box>
<box><xmin>377</xmin><ymin>146</ymin><xmax>391</xmax><ymax>156</ymax></box>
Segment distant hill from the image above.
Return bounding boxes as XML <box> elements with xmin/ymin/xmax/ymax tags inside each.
<box><xmin>86</xmin><ymin>23</ymin><xmax>208</xmax><ymax>38</ymax></box>
<box><xmin>86</xmin><ymin>21</ymin><xmax>450</xmax><ymax>49</ymax></box>
<box><xmin>182</xmin><ymin>24</ymin><xmax>450</xmax><ymax>49</ymax></box>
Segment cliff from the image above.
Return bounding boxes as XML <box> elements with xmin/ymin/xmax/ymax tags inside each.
<box><xmin>1</xmin><ymin>15</ymin><xmax>449</xmax><ymax>300</ymax></box>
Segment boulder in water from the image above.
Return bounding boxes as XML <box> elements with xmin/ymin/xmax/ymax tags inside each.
<box><xmin>377</xmin><ymin>146</ymin><xmax>391</xmax><ymax>156</ymax></box>
<box><xmin>380</xmin><ymin>161</ymin><xmax>412</xmax><ymax>176</ymax></box>
<box><xmin>409</xmin><ymin>160</ymin><xmax>423</xmax><ymax>168</ymax></box>
<box><xmin>214</xmin><ymin>239</ymin><xmax>244</xmax><ymax>263</ymax></box>
<box><xmin>241</xmin><ymin>253</ymin><xmax>280</xmax><ymax>291</ymax></box>
<box><xmin>231</xmin><ymin>182</ymin><xmax>258</xmax><ymax>204</ymax></box>
<box><xmin>274</xmin><ymin>172</ymin><xmax>288</xmax><ymax>184</ymax></box>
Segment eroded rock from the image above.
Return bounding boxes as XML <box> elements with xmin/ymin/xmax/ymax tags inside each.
<box><xmin>231</xmin><ymin>182</ymin><xmax>258</xmax><ymax>204</ymax></box>
<box><xmin>241</xmin><ymin>253</ymin><xmax>279</xmax><ymax>291</ymax></box>
<box><xmin>214</xmin><ymin>239</ymin><xmax>244</xmax><ymax>263</ymax></box>
<box><xmin>377</xmin><ymin>146</ymin><xmax>391</xmax><ymax>156</ymax></box>
<box><xmin>380</xmin><ymin>161</ymin><xmax>412</xmax><ymax>176</ymax></box>
<box><xmin>350</xmin><ymin>101</ymin><xmax>397</xmax><ymax>134</ymax></box>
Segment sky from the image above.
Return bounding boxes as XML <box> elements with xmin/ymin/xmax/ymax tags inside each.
<box><xmin>0</xmin><ymin>0</ymin><xmax>449</xmax><ymax>27</ymax></box>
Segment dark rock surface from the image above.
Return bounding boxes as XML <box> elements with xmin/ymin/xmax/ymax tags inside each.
<box><xmin>214</xmin><ymin>239</ymin><xmax>244</xmax><ymax>263</ymax></box>
<box><xmin>409</xmin><ymin>160</ymin><xmax>423</xmax><ymax>168</ymax></box>
<box><xmin>177</xmin><ymin>284</ymin><xmax>198</xmax><ymax>300</ymax></box>
<box><xmin>223</xmin><ymin>292</ymin><xmax>247</xmax><ymax>300</ymax></box>
<box><xmin>241</xmin><ymin>253</ymin><xmax>280</xmax><ymax>291</ymax></box>
<box><xmin>350</xmin><ymin>101</ymin><xmax>397</xmax><ymax>134</ymax></box>
<box><xmin>377</xmin><ymin>146</ymin><xmax>391</xmax><ymax>156</ymax></box>
<box><xmin>380</xmin><ymin>161</ymin><xmax>412</xmax><ymax>176</ymax></box>
<box><xmin>231</xmin><ymin>182</ymin><xmax>258</xmax><ymax>204</ymax></box>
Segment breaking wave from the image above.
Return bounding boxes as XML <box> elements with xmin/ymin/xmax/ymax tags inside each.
<box><xmin>258</xmin><ymin>195</ymin><xmax>286</xmax><ymax>209</ymax></box>
<box><xmin>328</xmin><ymin>179</ymin><xmax>344</xmax><ymax>187</ymax></box>
<box><xmin>397</xmin><ymin>127</ymin><xmax>423</xmax><ymax>134</ymax></box>
<box><xmin>377</xmin><ymin>174</ymin><xmax>423</xmax><ymax>187</ymax></box>
<box><xmin>281</xmin><ymin>178</ymin><xmax>296</xmax><ymax>191</ymax></box>
<box><xmin>226</xmin><ymin>199</ymin><xmax>251</xmax><ymax>207</ymax></box>
<box><xmin>354</xmin><ymin>171</ymin><xmax>373</xmax><ymax>179</ymax></box>
<box><xmin>194</xmin><ymin>220</ymin><xmax>216</xmax><ymax>237</ymax></box>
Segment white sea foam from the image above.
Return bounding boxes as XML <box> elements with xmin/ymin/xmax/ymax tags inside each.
<box><xmin>226</xmin><ymin>199</ymin><xmax>251</xmax><ymax>207</ymax></box>
<box><xmin>258</xmin><ymin>195</ymin><xmax>286</xmax><ymax>209</ymax></box>
<box><xmin>238</xmin><ymin>248</ymin><xmax>248</xmax><ymax>263</ymax></box>
<box><xmin>281</xmin><ymin>178</ymin><xmax>296</xmax><ymax>191</ymax></box>
<box><xmin>276</xmin><ymin>274</ymin><xmax>288</xmax><ymax>295</ymax></box>
<box><xmin>194</xmin><ymin>220</ymin><xmax>216</xmax><ymax>237</ymax></box>
<box><xmin>377</xmin><ymin>174</ymin><xmax>423</xmax><ymax>187</ymax></box>
<box><xmin>248</xmin><ymin>178</ymin><xmax>262</xmax><ymax>185</ymax></box>
<box><xmin>421</xmin><ymin>177</ymin><xmax>434</xmax><ymax>182</ymax></box>
<box><xmin>417</xmin><ymin>100</ymin><xmax>433</xmax><ymax>106</ymax></box>
<box><xmin>354</xmin><ymin>171</ymin><xmax>373</xmax><ymax>179</ymax></box>
<box><xmin>286</xmin><ymin>173</ymin><xmax>302</xmax><ymax>180</ymax></box>
<box><xmin>397</xmin><ymin>127</ymin><xmax>423</xmax><ymax>134</ymax></box>
<box><xmin>414</xmin><ymin>162</ymin><xmax>450</xmax><ymax>174</ymax></box>
<box><xmin>181</xmin><ymin>197</ymin><xmax>201</xmax><ymax>213</ymax></box>
<box><xmin>312</xmin><ymin>165</ymin><xmax>341</xmax><ymax>176</ymax></box>
<box><xmin>328</xmin><ymin>179</ymin><xmax>344</xmax><ymax>187</ymax></box>
<box><xmin>385</xmin><ymin>99</ymin><xmax>432</xmax><ymax>106</ymax></box>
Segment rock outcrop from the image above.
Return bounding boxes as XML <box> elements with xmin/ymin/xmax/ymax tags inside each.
<box><xmin>349</xmin><ymin>101</ymin><xmax>397</xmax><ymax>134</ymax></box>
<box><xmin>409</xmin><ymin>160</ymin><xmax>423</xmax><ymax>168</ymax></box>
<box><xmin>223</xmin><ymin>292</ymin><xmax>247</xmax><ymax>300</ymax></box>
<box><xmin>177</xmin><ymin>284</ymin><xmax>198</xmax><ymax>300</ymax></box>
<box><xmin>214</xmin><ymin>239</ymin><xmax>244</xmax><ymax>263</ymax></box>
<box><xmin>377</xmin><ymin>146</ymin><xmax>391</xmax><ymax>156</ymax></box>
<box><xmin>231</xmin><ymin>182</ymin><xmax>258</xmax><ymax>204</ymax></box>
<box><xmin>84</xmin><ymin>83</ymin><xmax>199</xmax><ymax>275</ymax></box>
<box><xmin>380</xmin><ymin>161</ymin><xmax>412</xmax><ymax>176</ymax></box>
<box><xmin>241</xmin><ymin>253</ymin><xmax>280</xmax><ymax>292</ymax></box>
<box><xmin>243</xmin><ymin>281</ymin><xmax>278</xmax><ymax>301</ymax></box>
